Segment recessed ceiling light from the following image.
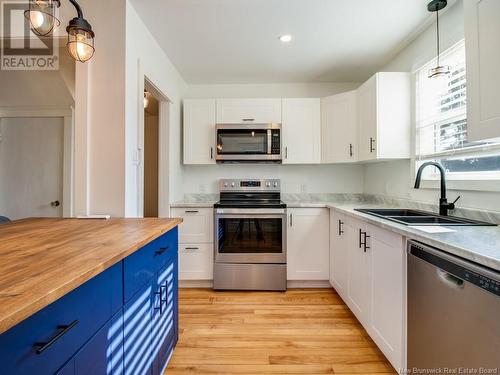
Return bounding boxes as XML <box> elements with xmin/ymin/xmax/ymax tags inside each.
<box><xmin>279</xmin><ymin>34</ymin><xmax>292</xmax><ymax>43</ymax></box>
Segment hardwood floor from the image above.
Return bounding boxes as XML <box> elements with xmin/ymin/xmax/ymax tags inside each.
<box><xmin>166</xmin><ymin>288</ymin><xmax>396</xmax><ymax>374</ymax></box>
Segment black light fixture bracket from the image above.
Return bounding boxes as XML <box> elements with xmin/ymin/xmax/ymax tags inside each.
<box><xmin>66</xmin><ymin>0</ymin><xmax>94</xmax><ymax>37</ymax></box>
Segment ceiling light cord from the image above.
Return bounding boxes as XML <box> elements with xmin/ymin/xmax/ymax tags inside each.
<box><xmin>436</xmin><ymin>8</ymin><xmax>440</xmax><ymax>67</ymax></box>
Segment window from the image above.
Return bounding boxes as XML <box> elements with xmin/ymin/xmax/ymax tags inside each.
<box><xmin>415</xmin><ymin>40</ymin><xmax>500</xmax><ymax>181</ymax></box>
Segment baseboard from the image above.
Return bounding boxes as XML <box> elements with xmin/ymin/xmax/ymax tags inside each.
<box><xmin>287</xmin><ymin>280</ymin><xmax>332</xmax><ymax>288</ymax></box>
<box><xmin>179</xmin><ymin>280</ymin><xmax>213</xmax><ymax>288</ymax></box>
<box><xmin>179</xmin><ymin>279</ymin><xmax>333</xmax><ymax>289</ymax></box>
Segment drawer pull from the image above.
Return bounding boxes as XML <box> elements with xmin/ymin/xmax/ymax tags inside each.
<box><xmin>34</xmin><ymin>320</ymin><xmax>79</xmax><ymax>354</ymax></box>
<box><xmin>185</xmin><ymin>247</ymin><xmax>199</xmax><ymax>250</ymax></box>
<box><xmin>185</xmin><ymin>210</ymin><xmax>199</xmax><ymax>213</ymax></box>
<box><xmin>155</xmin><ymin>246</ymin><xmax>169</xmax><ymax>256</ymax></box>
<box><xmin>242</xmin><ymin>118</ymin><xmax>255</xmax><ymax>122</ymax></box>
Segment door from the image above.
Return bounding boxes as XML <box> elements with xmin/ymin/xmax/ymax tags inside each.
<box><xmin>282</xmin><ymin>98</ymin><xmax>321</xmax><ymax>164</ymax></box>
<box><xmin>465</xmin><ymin>0</ymin><xmax>500</xmax><ymax>141</ymax></box>
<box><xmin>370</xmin><ymin>228</ymin><xmax>404</xmax><ymax>370</ymax></box>
<box><xmin>152</xmin><ymin>254</ymin><xmax>178</xmax><ymax>375</ymax></box>
<box><xmin>287</xmin><ymin>208</ymin><xmax>329</xmax><ymax>280</ymax></box>
<box><xmin>322</xmin><ymin>91</ymin><xmax>357</xmax><ymax>163</ymax></box>
<box><xmin>215</xmin><ymin>211</ymin><xmax>286</xmax><ymax>264</ymax></box>
<box><xmin>124</xmin><ymin>284</ymin><xmax>154</xmax><ymax>375</ymax></box>
<box><xmin>183</xmin><ymin>99</ymin><xmax>216</xmax><ymax>164</ymax></box>
<box><xmin>329</xmin><ymin>210</ymin><xmax>349</xmax><ymax>297</ymax></box>
<box><xmin>0</xmin><ymin>117</ymin><xmax>64</xmax><ymax>220</ymax></box>
<box><xmin>347</xmin><ymin>222</ymin><xmax>371</xmax><ymax>325</ymax></box>
<box><xmin>216</xmin><ymin>98</ymin><xmax>281</xmax><ymax>124</ymax></box>
<box><xmin>357</xmin><ymin>75</ymin><xmax>378</xmax><ymax>161</ymax></box>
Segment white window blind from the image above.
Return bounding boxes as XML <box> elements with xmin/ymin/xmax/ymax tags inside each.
<box><xmin>415</xmin><ymin>40</ymin><xmax>500</xmax><ymax>179</ymax></box>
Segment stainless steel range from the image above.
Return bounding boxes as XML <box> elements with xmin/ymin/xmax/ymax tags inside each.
<box><xmin>213</xmin><ymin>179</ymin><xmax>287</xmax><ymax>291</ymax></box>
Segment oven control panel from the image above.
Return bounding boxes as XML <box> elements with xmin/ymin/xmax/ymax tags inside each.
<box><xmin>220</xmin><ymin>179</ymin><xmax>281</xmax><ymax>192</ymax></box>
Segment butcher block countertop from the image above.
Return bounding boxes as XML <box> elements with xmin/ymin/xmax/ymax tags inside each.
<box><xmin>0</xmin><ymin>217</ymin><xmax>182</xmax><ymax>335</ymax></box>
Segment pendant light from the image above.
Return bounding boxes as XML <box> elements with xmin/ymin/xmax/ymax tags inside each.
<box><xmin>427</xmin><ymin>0</ymin><xmax>450</xmax><ymax>79</ymax></box>
<box><xmin>25</xmin><ymin>0</ymin><xmax>95</xmax><ymax>62</ymax></box>
<box><xmin>24</xmin><ymin>0</ymin><xmax>61</xmax><ymax>37</ymax></box>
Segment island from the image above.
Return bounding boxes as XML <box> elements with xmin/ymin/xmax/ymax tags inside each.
<box><xmin>0</xmin><ymin>217</ymin><xmax>182</xmax><ymax>375</ymax></box>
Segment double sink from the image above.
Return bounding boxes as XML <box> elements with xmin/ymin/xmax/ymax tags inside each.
<box><xmin>355</xmin><ymin>208</ymin><xmax>497</xmax><ymax>227</ymax></box>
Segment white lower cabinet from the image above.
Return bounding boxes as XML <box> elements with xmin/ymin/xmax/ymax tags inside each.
<box><xmin>329</xmin><ymin>209</ymin><xmax>405</xmax><ymax>372</ymax></box>
<box><xmin>287</xmin><ymin>208</ymin><xmax>330</xmax><ymax>280</ymax></box>
<box><xmin>178</xmin><ymin>243</ymin><xmax>213</xmax><ymax>280</ymax></box>
<box><xmin>171</xmin><ymin>207</ymin><xmax>214</xmax><ymax>281</ymax></box>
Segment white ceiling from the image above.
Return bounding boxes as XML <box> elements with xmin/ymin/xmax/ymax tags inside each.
<box><xmin>129</xmin><ymin>0</ymin><xmax>435</xmax><ymax>84</ymax></box>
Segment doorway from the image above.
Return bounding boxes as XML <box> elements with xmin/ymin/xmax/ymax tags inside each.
<box><xmin>143</xmin><ymin>85</ymin><xmax>159</xmax><ymax>217</ymax></box>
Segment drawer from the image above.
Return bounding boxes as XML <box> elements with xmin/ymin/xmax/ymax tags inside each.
<box><xmin>179</xmin><ymin>243</ymin><xmax>213</xmax><ymax>280</ymax></box>
<box><xmin>124</xmin><ymin>228</ymin><xmax>178</xmax><ymax>303</ymax></box>
<box><xmin>0</xmin><ymin>262</ymin><xmax>122</xmax><ymax>375</ymax></box>
<box><xmin>171</xmin><ymin>208</ymin><xmax>213</xmax><ymax>243</ymax></box>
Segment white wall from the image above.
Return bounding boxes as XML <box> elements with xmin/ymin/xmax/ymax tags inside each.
<box><xmin>364</xmin><ymin>0</ymin><xmax>500</xmax><ymax>212</ymax></box>
<box><xmin>183</xmin><ymin>82</ymin><xmax>363</xmax><ymax>195</ymax></box>
<box><xmin>125</xmin><ymin>0</ymin><xmax>187</xmax><ymax>216</ymax></box>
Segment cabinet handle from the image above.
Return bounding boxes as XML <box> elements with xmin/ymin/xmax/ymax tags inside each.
<box><xmin>358</xmin><ymin>229</ymin><xmax>362</xmax><ymax>248</ymax></box>
<box><xmin>285</xmin><ymin>146</ymin><xmax>288</xmax><ymax>159</ymax></box>
<box><xmin>369</xmin><ymin>137</ymin><xmax>375</xmax><ymax>153</ymax></box>
<box><xmin>363</xmin><ymin>233</ymin><xmax>371</xmax><ymax>253</ymax></box>
<box><xmin>34</xmin><ymin>320</ymin><xmax>79</xmax><ymax>354</ymax></box>
<box><xmin>242</xmin><ymin>118</ymin><xmax>255</xmax><ymax>122</ymax></box>
<box><xmin>210</xmin><ymin>147</ymin><xmax>213</xmax><ymax>160</ymax></box>
<box><xmin>155</xmin><ymin>246</ymin><xmax>169</xmax><ymax>256</ymax></box>
<box><xmin>290</xmin><ymin>213</ymin><xmax>293</xmax><ymax>227</ymax></box>
<box><xmin>185</xmin><ymin>247</ymin><xmax>199</xmax><ymax>250</ymax></box>
<box><xmin>338</xmin><ymin>220</ymin><xmax>344</xmax><ymax>236</ymax></box>
<box><xmin>349</xmin><ymin>143</ymin><xmax>353</xmax><ymax>157</ymax></box>
<box><xmin>154</xmin><ymin>284</ymin><xmax>167</xmax><ymax>315</ymax></box>
<box><xmin>185</xmin><ymin>210</ymin><xmax>199</xmax><ymax>213</ymax></box>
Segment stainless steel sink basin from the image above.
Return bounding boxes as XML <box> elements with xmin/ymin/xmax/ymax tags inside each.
<box><xmin>354</xmin><ymin>208</ymin><xmax>497</xmax><ymax>226</ymax></box>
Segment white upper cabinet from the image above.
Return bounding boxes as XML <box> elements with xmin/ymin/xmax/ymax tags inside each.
<box><xmin>216</xmin><ymin>98</ymin><xmax>282</xmax><ymax>124</ymax></box>
<box><xmin>183</xmin><ymin>99</ymin><xmax>216</xmax><ymax>164</ymax></box>
<box><xmin>282</xmin><ymin>98</ymin><xmax>321</xmax><ymax>164</ymax></box>
<box><xmin>357</xmin><ymin>72</ymin><xmax>411</xmax><ymax>162</ymax></box>
<box><xmin>287</xmin><ymin>208</ymin><xmax>330</xmax><ymax>281</ymax></box>
<box><xmin>465</xmin><ymin>0</ymin><xmax>500</xmax><ymax>141</ymax></box>
<box><xmin>321</xmin><ymin>90</ymin><xmax>357</xmax><ymax>163</ymax></box>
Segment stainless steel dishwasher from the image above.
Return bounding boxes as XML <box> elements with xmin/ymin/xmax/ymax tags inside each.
<box><xmin>407</xmin><ymin>240</ymin><xmax>500</xmax><ymax>371</ymax></box>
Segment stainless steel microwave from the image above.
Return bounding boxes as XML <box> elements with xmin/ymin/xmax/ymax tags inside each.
<box><xmin>215</xmin><ymin>123</ymin><xmax>281</xmax><ymax>163</ymax></box>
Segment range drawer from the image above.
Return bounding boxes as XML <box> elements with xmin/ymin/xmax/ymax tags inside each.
<box><xmin>124</xmin><ymin>228</ymin><xmax>178</xmax><ymax>303</ymax></box>
<box><xmin>0</xmin><ymin>262</ymin><xmax>122</xmax><ymax>375</ymax></box>
<box><xmin>179</xmin><ymin>243</ymin><xmax>213</xmax><ymax>280</ymax></box>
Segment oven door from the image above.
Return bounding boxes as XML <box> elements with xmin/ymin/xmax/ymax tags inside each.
<box><xmin>216</xmin><ymin>124</ymin><xmax>281</xmax><ymax>161</ymax></box>
<box><xmin>215</xmin><ymin>208</ymin><xmax>286</xmax><ymax>264</ymax></box>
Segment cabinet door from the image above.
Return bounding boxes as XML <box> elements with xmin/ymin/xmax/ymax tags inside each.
<box><xmin>370</xmin><ymin>227</ymin><xmax>404</xmax><ymax>371</ymax></box>
<box><xmin>282</xmin><ymin>98</ymin><xmax>321</xmax><ymax>164</ymax></box>
<box><xmin>152</xmin><ymin>250</ymin><xmax>178</xmax><ymax>375</ymax></box>
<box><xmin>216</xmin><ymin>99</ymin><xmax>281</xmax><ymax>124</ymax></box>
<box><xmin>329</xmin><ymin>210</ymin><xmax>349</xmax><ymax>298</ymax></box>
<box><xmin>179</xmin><ymin>243</ymin><xmax>213</xmax><ymax>280</ymax></box>
<box><xmin>465</xmin><ymin>0</ymin><xmax>500</xmax><ymax>141</ymax></box>
<box><xmin>74</xmin><ymin>310</ymin><xmax>124</xmax><ymax>375</ymax></box>
<box><xmin>287</xmin><ymin>208</ymin><xmax>329</xmax><ymax>280</ymax></box>
<box><xmin>124</xmin><ymin>284</ymin><xmax>154</xmax><ymax>375</ymax></box>
<box><xmin>321</xmin><ymin>91</ymin><xmax>357</xmax><ymax>163</ymax></box>
<box><xmin>346</xmin><ymin>221</ymin><xmax>371</xmax><ymax>326</ymax></box>
<box><xmin>357</xmin><ymin>76</ymin><xmax>378</xmax><ymax>161</ymax></box>
<box><xmin>183</xmin><ymin>99</ymin><xmax>216</xmax><ymax>164</ymax></box>
<box><xmin>171</xmin><ymin>208</ymin><xmax>213</xmax><ymax>243</ymax></box>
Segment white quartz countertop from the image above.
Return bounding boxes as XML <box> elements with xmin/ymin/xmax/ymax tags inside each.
<box><xmin>327</xmin><ymin>202</ymin><xmax>500</xmax><ymax>272</ymax></box>
<box><xmin>170</xmin><ymin>201</ymin><xmax>216</xmax><ymax>208</ymax></box>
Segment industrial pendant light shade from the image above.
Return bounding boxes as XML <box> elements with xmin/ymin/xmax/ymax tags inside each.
<box><xmin>24</xmin><ymin>0</ymin><xmax>61</xmax><ymax>37</ymax></box>
<box><xmin>25</xmin><ymin>0</ymin><xmax>95</xmax><ymax>62</ymax></box>
<box><xmin>427</xmin><ymin>0</ymin><xmax>450</xmax><ymax>79</ymax></box>
<box><xmin>66</xmin><ymin>17</ymin><xmax>95</xmax><ymax>62</ymax></box>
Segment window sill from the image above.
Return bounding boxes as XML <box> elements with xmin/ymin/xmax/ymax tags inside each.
<box><xmin>418</xmin><ymin>178</ymin><xmax>500</xmax><ymax>192</ymax></box>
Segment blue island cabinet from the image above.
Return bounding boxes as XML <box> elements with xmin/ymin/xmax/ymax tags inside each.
<box><xmin>0</xmin><ymin>227</ymin><xmax>179</xmax><ymax>375</ymax></box>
